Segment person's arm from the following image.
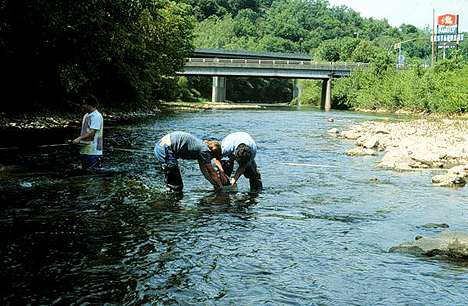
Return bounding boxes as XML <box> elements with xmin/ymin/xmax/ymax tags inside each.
<box><xmin>213</xmin><ymin>158</ymin><xmax>229</xmax><ymax>184</ymax></box>
<box><xmin>230</xmin><ymin>163</ymin><xmax>248</xmax><ymax>186</ymax></box>
<box><xmin>73</xmin><ymin>129</ymin><xmax>97</xmax><ymax>144</ymax></box>
<box><xmin>199</xmin><ymin>161</ymin><xmax>223</xmax><ymax>189</ymax></box>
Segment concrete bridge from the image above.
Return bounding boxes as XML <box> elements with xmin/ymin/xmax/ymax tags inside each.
<box><xmin>177</xmin><ymin>49</ymin><xmax>368</xmax><ymax>111</ymax></box>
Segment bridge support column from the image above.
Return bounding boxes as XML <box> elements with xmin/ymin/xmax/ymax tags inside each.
<box><xmin>320</xmin><ymin>78</ymin><xmax>332</xmax><ymax>111</ymax></box>
<box><xmin>292</xmin><ymin>80</ymin><xmax>302</xmax><ymax>103</ymax></box>
<box><xmin>212</xmin><ymin>76</ymin><xmax>226</xmax><ymax>102</ymax></box>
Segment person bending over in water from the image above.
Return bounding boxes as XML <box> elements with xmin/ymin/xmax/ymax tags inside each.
<box><xmin>154</xmin><ymin>131</ymin><xmax>223</xmax><ymax>192</ymax></box>
<box><xmin>215</xmin><ymin>132</ymin><xmax>263</xmax><ymax>191</ymax></box>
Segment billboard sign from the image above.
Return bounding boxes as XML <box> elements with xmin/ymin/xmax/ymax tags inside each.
<box><xmin>431</xmin><ymin>33</ymin><xmax>464</xmax><ymax>43</ymax></box>
<box><xmin>437</xmin><ymin>14</ymin><xmax>458</xmax><ymax>34</ymax></box>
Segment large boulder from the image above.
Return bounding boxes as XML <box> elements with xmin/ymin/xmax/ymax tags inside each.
<box><xmin>377</xmin><ymin>148</ymin><xmax>414</xmax><ymax>171</ymax></box>
<box><xmin>389</xmin><ymin>231</ymin><xmax>468</xmax><ymax>259</ymax></box>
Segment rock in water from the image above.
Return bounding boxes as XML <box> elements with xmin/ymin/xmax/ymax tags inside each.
<box><xmin>389</xmin><ymin>231</ymin><xmax>468</xmax><ymax>260</ymax></box>
<box><xmin>345</xmin><ymin>147</ymin><xmax>376</xmax><ymax>156</ymax></box>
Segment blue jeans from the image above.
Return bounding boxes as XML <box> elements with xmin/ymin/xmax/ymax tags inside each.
<box><xmin>154</xmin><ymin>141</ymin><xmax>183</xmax><ymax>191</ymax></box>
<box><xmin>80</xmin><ymin>155</ymin><xmax>102</xmax><ymax>170</ymax></box>
<box><xmin>154</xmin><ymin>141</ymin><xmax>178</xmax><ymax>167</ymax></box>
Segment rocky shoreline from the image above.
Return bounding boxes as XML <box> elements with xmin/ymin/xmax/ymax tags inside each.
<box><xmin>330</xmin><ymin>117</ymin><xmax>468</xmax><ymax>260</ymax></box>
<box><xmin>0</xmin><ymin>102</ymin><xmax>273</xmax><ymax>131</ymax></box>
<box><xmin>329</xmin><ymin>118</ymin><xmax>468</xmax><ymax>187</ymax></box>
<box><xmin>0</xmin><ymin>108</ymin><xmax>162</xmax><ymax>131</ymax></box>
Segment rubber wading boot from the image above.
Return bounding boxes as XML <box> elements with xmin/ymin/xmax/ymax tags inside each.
<box><xmin>165</xmin><ymin>165</ymin><xmax>183</xmax><ymax>192</ymax></box>
<box><xmin>249</xmin><ymin>175</ymin><xmax>263</xmax><ymax>191</ymax></box>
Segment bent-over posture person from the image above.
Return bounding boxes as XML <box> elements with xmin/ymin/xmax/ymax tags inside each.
<box><xmin>154</xmin><ymin>131</ymin><xmax>223</xmax><ymax>192</ymax></box>
<box><xmin>215</xmin><ymin>132</ymin><xmax>263</xmax><ymax>191</ymax></box>
<box><xmin>72</xmin><ymin>95</ymin><xmax>104</xmax><ymax>170</ymax></box>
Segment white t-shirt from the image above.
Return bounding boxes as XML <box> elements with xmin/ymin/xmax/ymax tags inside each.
<box><xmin>221</xmin><ymin>132</ymin><xmax>257</xmax><ymax>161</ymax></box>
<box><xmin>80</xmin><ymin>110</ymin><xmax>103</xmax><ymax>155</ymax></box>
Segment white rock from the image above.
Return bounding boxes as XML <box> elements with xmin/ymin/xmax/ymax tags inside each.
<box><xmin>346</xmin><ymin>147</ymin><xmax>376</xmax><ymax>156</ymax></box>
<box><xmin>390</xmin><ymin>231</ymin><xmax>468</xmax><ymax>259</ymax></box>
<box><xmin>432</xmin><ymin>174</ymin><xmax>466</xmax><ymax>187</ymax></box>
<box><xmin>363</xmin><ymin>137</ymin><xmax>379</xmax><ymax>149</ymax></box>
<box><xmin>340</xmin><ymin>130</ymin><xmax>360</xmax><ymax>140</ymax></box>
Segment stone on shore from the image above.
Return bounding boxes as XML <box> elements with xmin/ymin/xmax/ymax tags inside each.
<box><xmin>363</xmin><ymin>137</ymin><xmax>379</xmax><ymax>149</ymax></box>
<box><xmin>389</xmin><ymin>231</ymin><xmax>468</xmax><ymax>259</ymax></box>
<box><xmin>431</xmin><ymin>164</ymin><xmax>468</xmax><ymax>187</ymax></box>
<box><xmin>376</xmin><ymin>149</ymin><xmax>414</xmax><ymax>171</ymax></box>
<box><xmin>340</xmin><ymin>130</ymin><xmax>360</xmax><ymax>140</ymax></box>
<box><xmin>346</xmin><ymin>147</ymin><xmax>376</xmax><ymax>156</ymax></box>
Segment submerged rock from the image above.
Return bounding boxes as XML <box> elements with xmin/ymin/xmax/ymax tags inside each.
<box><xmin>389</xmin><ymin>231</ymin><xmax>468</xmax><ymax>259</ymax></box>
<box><xmin>419</xmin><ymin>223</ymin><xmax>450</xmax><ymax>229</ymax></box>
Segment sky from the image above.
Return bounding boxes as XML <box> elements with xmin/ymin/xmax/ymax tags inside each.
<box><xmin>327</xmin><ymin>0</ymin><xmax>468</xmax><ymax>32</ymax></box>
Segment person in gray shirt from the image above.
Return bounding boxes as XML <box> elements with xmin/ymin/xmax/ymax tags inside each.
<box><xmin>154</xmin><ymin>131</ymin><xmax>222</xmax><ymax>192</ymax></box>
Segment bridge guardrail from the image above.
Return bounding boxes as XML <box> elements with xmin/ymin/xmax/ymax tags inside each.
<box><xmin>186</xmin><ymin>58</ymin><xmax>368</xmax><ymax>71</ymax></box>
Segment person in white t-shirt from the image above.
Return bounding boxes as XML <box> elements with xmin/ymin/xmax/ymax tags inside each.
<box><xmin>214</xmin><ymin>132</ymin><xmax>262</xmax><ymax>191</ymax></box>
<box><xmin>72</xmin><ymin>95</ymin><xmax>104</xmax><ymax>169</ymax></box>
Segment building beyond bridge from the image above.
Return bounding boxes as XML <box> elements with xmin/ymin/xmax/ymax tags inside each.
<box><xmin>177</xmin><ymin>48</ymin><xmax>368</xmax><ymax>111</ymax></box>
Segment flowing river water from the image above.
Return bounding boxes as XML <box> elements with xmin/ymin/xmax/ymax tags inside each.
<box><xmin>1</xmin><ymin>108</ymin><xmax>467</xmax><ymax>305</ymax></box>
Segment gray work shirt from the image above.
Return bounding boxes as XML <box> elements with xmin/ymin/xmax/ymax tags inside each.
<box><xmin>170</xmin><ymin>131</ymin><xmax>212</xmax><ymax>164</ymax></box>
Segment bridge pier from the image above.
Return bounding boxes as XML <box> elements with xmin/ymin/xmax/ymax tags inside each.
<box><xmin>292</xmin><ymin>80</ymin><xmax>302</xmax><ymax>102</ymax></box>
<box><xmin>212</xmin><ymin>76</ymin><xmax>226</xmax><ymax>102</ymax></box>
<box><xmin>320</xmin><ymin>78</ymin><xmax>332</xmax><ymax>111</ymax></box>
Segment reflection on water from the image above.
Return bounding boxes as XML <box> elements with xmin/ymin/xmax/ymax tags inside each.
<box><xmin>1</xmin><ymin>109</ymin><xmax>467</xmax><ymax>305</ymax></box>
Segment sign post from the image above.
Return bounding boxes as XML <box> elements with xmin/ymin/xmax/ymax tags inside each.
<box><xmin>431</xmin><ymin>13</ymin><xmax>463</xmax><ymax>63</ymax></box>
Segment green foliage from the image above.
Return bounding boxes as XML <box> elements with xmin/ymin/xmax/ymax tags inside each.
<box><xmin>0</xmin><ymin>0</ymin><xmax>194</xmax><ymax>110</ymax></box>
<box><xmin>331</xmin><ymin>57</ymin><xmax>468</xmax><ymax>113</ymax></box>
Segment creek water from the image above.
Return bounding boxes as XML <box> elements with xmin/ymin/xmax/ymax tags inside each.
<box><xmin>1</xmin><ymin>108</ymin><xmax>467</xmax><ymax>305</ymax></box>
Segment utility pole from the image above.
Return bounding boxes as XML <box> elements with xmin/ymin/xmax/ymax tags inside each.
<box><xmin>431</xmin><ymin>8</ymin><xmax>435</xmax><ymax>66</ymax></box>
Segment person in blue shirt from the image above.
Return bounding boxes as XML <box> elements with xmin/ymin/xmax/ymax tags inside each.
<box><xmin>154</xmin><ymin>131</ymin><xmax>223</xmax><ymax>192</ymax></box>
<box><xmin>215</xmin><ymin>132</ymin><xmax>263</xmax><ymax>191</ymax></box>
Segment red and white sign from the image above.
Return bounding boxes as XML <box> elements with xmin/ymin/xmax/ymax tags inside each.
<box><xmin>438</xmin><ymin>14</ymin><xmax>457</xmax><ymax>26</ymax></box>
<box><xmin>437</xmin><ymin>14</ymin><xmax>458</xmax><ymax>34</ymax></box>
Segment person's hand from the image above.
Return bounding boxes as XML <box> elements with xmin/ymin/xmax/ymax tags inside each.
<box><xmin>230</xmin><ymin>178</ymin><xmax>237</xmax><ymax>186</ymax></box>
<box><xmin>219</xmin><ymin>172</ymin><xmax>229</xmax><ymax>184</ymax></box>
<box><xmin>72</xmin><ymin>137</ymin><xmax>81</xmax><ymax>144</ymax></box>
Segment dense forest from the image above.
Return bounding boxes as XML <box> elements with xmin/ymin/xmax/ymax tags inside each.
<box><xmin>1</xmin><ymin>0</ymin><xmax>467</xmax><ymax>112</ymax></box>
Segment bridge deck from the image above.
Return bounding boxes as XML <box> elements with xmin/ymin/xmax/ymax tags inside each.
<box><xmin>178</xmin><ymin>58</ymin><xmax>368</xmax><ymax>79</ymax></box>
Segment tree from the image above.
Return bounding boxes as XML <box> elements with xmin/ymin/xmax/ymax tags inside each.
<box><xmin>0</xmin><ymin>0</ymin><xmax>194</xmax><ymax>110</ymax></box>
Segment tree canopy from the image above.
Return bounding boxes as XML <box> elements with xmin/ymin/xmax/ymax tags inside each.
<box><xmin>0</xmin><ymin>0</ymin><xmax>194</xmax><ymax>110</ymax></box>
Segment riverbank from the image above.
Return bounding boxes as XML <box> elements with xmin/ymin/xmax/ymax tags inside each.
<box><xmin>0</xmin><ymin>102</ymin><xmax>278</xmax><ymax>131</ymax></box>
<box><xmin>331</xmin><ymin>117</ymin><xmax>468</xmax><ymax>187</ymax></box>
